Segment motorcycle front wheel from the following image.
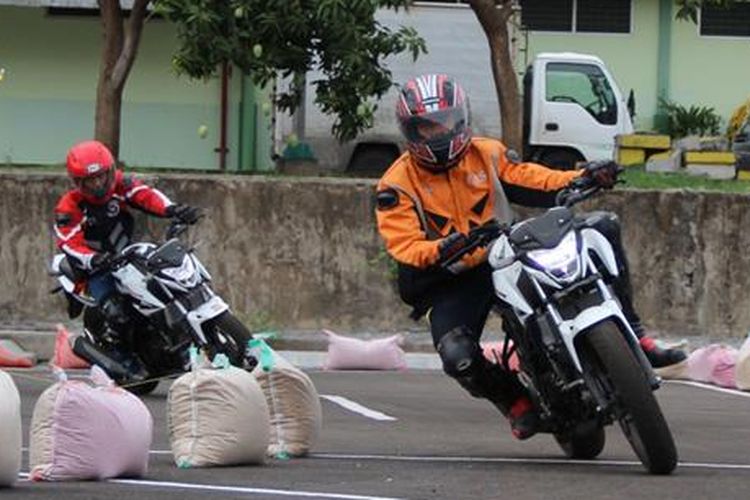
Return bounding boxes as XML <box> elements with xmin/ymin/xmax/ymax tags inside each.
<box><xmin>204</xmin><ymin>311</ymin><xmax>254</xmax><ymax>367</ymax></box>
<box><xmin>582</xmin><ymin>320</ymin><xmax>678</xmax><ymax>475</ymax></box>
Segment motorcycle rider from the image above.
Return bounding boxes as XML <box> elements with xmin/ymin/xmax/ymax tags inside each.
<box><xmin>53</xmin><ymin>140</ymin><xmax>200</xmax><ymax>352</ymax></box>
<box><xmin>375</xmin><ymin>74</ymin><xmax>687</xmax><ymax>440</ymax></box>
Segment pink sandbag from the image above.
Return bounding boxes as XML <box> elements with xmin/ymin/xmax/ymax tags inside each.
<box><xmin>687</xmin><ymin>344</ymin><xmax>739</xmax><ymax>388</ymax></box>
<box><xmin>322</xmin><ymin>330</ymin><xmax>407</xmax><ymax>371</ymax></box>
<box><xmin>481</xmin><ymin>341</ymin><xmax>520</xmax><ymax>372</ymax></box>
<box><xmin>736</xmin><ymin>334</ymin><xmax>750</xmax><ymax>391</ymax></box>
<box><xmin>29</xmin><ymin>367</ymin><xmax>153</xmax><ymax>481</ymax></box>
<box><xmin>52</xmin><ymin>324</ymin><xmax>90</xmax><ymax>369</ymax></box>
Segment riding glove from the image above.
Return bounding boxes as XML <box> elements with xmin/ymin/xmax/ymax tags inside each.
<box><xmin>583</xmin><ymin>160</ymin><xmax>620</xmax><ymax>188</ymax></box>
<box><xmin>167</xmin><ymin>203</ymin><xmax>202</xmax><ymax>224</ymax></box>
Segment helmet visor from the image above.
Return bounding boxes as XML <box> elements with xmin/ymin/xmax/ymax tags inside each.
<box><xmin>78</xmin><ymin>169</ymin><xmax>114</xmax><ymax>199</ymax></box>
<box><xmin>400</xmin><ymin>106</ymin><xmax>470</xmax><ymax>143</ymax></box>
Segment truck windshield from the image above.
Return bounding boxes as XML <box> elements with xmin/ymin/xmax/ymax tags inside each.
<box><xmin>545</xmin><ymin>62</ymin><xmax>617</xmax><ymax>125</ymax></box>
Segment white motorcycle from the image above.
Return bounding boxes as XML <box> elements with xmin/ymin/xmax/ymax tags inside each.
<box><xmin>441</xmin><ymin>174</ymin><xmax>677</xmax><ymax>474</ymax></box>
<box><xmin>50</xmin><ymin>218</ymin><xmax>255</xmax><ymax>394</ymax></box>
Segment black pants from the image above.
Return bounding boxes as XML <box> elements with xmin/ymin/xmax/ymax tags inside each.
<box><xmin>403</xmin><ymin>211</ymin><xmax>642</xmax><ymax>410</ymax></box>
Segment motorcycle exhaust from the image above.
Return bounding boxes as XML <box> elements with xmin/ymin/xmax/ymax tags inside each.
<box><xmin>72</xmin><ymin>336</ymin><xmax>133</xmax><ymax>380</ymax></box>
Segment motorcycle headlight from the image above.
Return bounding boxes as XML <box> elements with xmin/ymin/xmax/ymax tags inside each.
<box><xmin>526</xmin><ymin>231</ymin><xmax>580</xmax><ymax>281</ymax></box>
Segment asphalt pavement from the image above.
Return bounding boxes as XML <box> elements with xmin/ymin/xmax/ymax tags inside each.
<box><xmin>3</xmin><ymin>367</ymin><xmax>750</xmax><ymax>500</ymax></box>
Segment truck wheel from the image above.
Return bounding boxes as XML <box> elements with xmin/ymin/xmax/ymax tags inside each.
<box><xmin>536</xmin><ymin>148</ymin><xmax>584</xmax><ymax>170</ymax></box>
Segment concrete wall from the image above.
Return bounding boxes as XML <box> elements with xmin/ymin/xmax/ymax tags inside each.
<box><xmin>1</xmin><ymin>171</ymin><xmax>749</xmax><ymax>339</ymax></box>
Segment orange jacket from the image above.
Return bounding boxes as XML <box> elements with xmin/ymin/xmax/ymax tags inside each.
<box><xmin>375</xmin><ymin>137</ymin><xmax>582</xmax><ymax>270</ymax></box>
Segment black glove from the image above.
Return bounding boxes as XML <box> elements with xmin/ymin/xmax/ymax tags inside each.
<box><xmin>437</xmin><ymin>232</ymin><xmax>469</xmax><ymax>262</ymax></box>
<box><xmin>583</xmin><ymin>160</ymin><xmax>620</xmax><ymax>189</ymax></box>
<box><xmin>167</xmin><ymin>204</ymin><xmax>202</xmax><ymax>224</ymax></box>
<box><xmin>90</xmin><ymin>252</ymin><xmax>112</xmax><ymax>270</ymax></box>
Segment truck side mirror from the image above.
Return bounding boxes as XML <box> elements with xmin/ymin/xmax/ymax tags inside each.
<box><xmin>627</xmin><ymin>89</ymin><xmax>636</xmax><ymax>120</ymax></box>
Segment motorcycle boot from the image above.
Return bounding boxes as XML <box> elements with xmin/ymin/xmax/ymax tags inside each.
<box><xmin>437</xmin><ymin>327</ymin><xmax>539</xmax><ymax>438</ymax></box>
<box><xmin>609</xmin><ymin>265</ymin><xmax>687</xmax><ymax>369</ymax></box>
<box><xmin>508</xmin><ymin>396</ymin><xmax>540</xmax><ymax>440</ymax></box>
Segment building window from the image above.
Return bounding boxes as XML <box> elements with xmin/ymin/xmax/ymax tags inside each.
<box><xmin>700</xmin><ymin>4</ymin><xmax>750</xmax><ymax>37</ymax></box>
<box><xmin>520</xmin><ymin>0</ymin><xmax>631</xmax><ymax>34</ymax></box>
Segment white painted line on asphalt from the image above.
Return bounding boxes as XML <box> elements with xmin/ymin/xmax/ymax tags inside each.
<box><xmin>666</xmin><ymin>380</ymin><xmax>750</xmax><ymax>399</ymax></box>
<box><xmin>310</xmin><ymin>453</ymin><xmax>750</xmax><ymax>471</ymax></box>
<box><xmin>320</xmin><ymin>394</ymin><xmax>397</xmax><ymax>421</ymax></box>
<box><xmin>17</xmin><ymin>472</ymin><xmax>403</xmax><ymax>500</ymax></box>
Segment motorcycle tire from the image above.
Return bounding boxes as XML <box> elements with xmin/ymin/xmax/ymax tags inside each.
<box><xmin>583</xmin><ymin>321</ymin><xmax>677</xmax><ymax>475</ymax></box>
<box><xmin>204</xmin><ymin>311</ymin><xmax>254</xmax><ymax>367</ymax></box>
<box><xmin>125</xmin><ymin>380</ymin><xmax>160</xmax><ymax>396</ymax></box>
<box><xmin>554</xmin><ymin>420</ymin><xmax>606</xmax><ymax>460</ymax></box>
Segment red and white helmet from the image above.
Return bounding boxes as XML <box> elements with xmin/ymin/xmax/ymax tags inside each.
<box><xmin>65</xmin><ymin>140</ymin><xmax>116</xmax><ymax>204</ymax></box>
<box><xmin>396</xmin><ymin>74</ymin><xmax>472</xmax><ymax>172</ymax></box>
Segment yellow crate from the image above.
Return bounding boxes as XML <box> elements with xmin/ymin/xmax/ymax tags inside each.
<box><xmin>684</xmin><ymin>151</ymin><xmax>736</xmax><ymax>165</ymax></box>
<box><xmin>646</xmin><ymin>151</ymin><xmax>673</xmax><ymax>161</ymax></box>
<box><xmin>617</xmin><ymin>147</ymin><xmax>646</xmax><ymax>165</ymax></box>
<box><xmin>616</xmin><ymin>134</ymin><xmax>671</xmax><ymax>150</ymax></box>
<box><xmin>737</xmin><ymin>170</ymin><xmax>750</xmax><ymax>181</ymax></box>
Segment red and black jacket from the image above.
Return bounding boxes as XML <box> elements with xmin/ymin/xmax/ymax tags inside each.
<box><xmin>54</xmin><ymin>170</ymin><xmax>174</xmax><ymax>270</ymax></box>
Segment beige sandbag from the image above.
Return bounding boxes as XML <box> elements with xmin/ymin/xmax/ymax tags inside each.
<box><xmin>736</xmin><ymin>333</ymin><xmax>750</xmax><ymax>391</ymax></box>
<box><xmin>168</xmin><ymin>364</ymin><xmax>270</xmax><ymax>468</ymax></box>
<box><xmin>0</xmin><ymin>370</ymin><xmax>22</xmax><ymax>487</ymax></box>
<box><xmin>250</xmin><ymin>340</ymin><xmax>322</xmax><ymax>458</ymax></box>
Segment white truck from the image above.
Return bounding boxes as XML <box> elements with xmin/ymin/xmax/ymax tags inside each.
<box><xmin>275</xmin><ymin>4</ymin><xmax>634</xmax><ymax>173</ymax></box>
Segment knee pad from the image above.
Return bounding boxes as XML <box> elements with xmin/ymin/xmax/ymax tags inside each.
<box><xmin>436</xmin><ymin>327</ymin><xmax>481</xmax><ymax>377</ymax></box>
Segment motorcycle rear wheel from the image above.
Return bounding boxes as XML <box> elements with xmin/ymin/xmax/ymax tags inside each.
<box><xmin>583</xmin><ymin>321</ymin><xmax>677</xmax><ymax>475</ymax></box>
<box><xmin>554</xmin><ymin>421</ymin><xmax>606</xmax><ymax>459</ymax></box>
<box><xmin>125</xmin><ymin>380</ymin><xmax>160</xmax><ymax>396</ymax></box>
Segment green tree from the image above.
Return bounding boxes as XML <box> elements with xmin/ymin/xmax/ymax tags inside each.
<box><xmin>155</xmin><ymin>0</ymin><xmax>425</xmax><ymax>142</ymax></box>
<box><xmin>674</xmin><ymin>0</ymin><xmax>747</xmax><ymax>22</ymax></box>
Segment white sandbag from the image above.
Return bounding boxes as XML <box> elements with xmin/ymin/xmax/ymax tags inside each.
<box><xmin>0</xmin><ymin>370</ymin><xmax>22</xmax><ymax>487</ymax></box>
<box><xmin>250</xmin><ymin>339</ymin><xmax>322</xmax><ymax>458</ymax></box>
<box><xmin>29</xmin><ymin>367</ymin><xmax>153</xmax><ymax>481</ymax></box>
<box><xmin>168</xmin><ymin>364</ymin><xmax>270</xmax><ymax>468</ymax></box>
<box><xmin>736</xmin><ymin>333</ymin><xmax>750</xmax><ymax>391</ymax></box>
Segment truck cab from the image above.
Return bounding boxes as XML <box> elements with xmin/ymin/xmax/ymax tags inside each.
<box><xmin>523</xmin><ymin>52</ymin><xmax>634</xmax><ymax>169</ymax></box>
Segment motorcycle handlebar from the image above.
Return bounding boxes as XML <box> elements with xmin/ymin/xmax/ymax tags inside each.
<box><xmin>93</xmin><ymin>217</ymin><xmax>201</xmax><ymax>272</ymax></box>
<box><xmin>437</xmin><ymin>220</ymin><xmax>509</xmax><ymax>270</ymax></box>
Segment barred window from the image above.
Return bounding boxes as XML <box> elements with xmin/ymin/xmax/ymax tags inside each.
<box><xmin>520</xmin><ymin>0</ymin><xmax>631</xmax><ymax>34</ymax></box>
<box><xmin>700</xmin><ymin>3</ymin><xmax>750</xmax><ymax>37</ymax></box>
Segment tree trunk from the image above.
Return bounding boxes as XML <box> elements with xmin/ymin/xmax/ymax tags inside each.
<box><xmin>95</xmin><ymin>0</ymin><xmax>149</xmax><ymax>159</ymax></box>
<box><xmin>468</xmin><ymin>0</ymin><xmax>523</xmax><ymax>154</ymax></box>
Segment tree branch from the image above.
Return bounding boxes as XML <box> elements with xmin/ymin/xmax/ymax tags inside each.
<box><xmin>98</xmin><ymin>0</ymin><xmax>124</xmax><ymax>88</ymax></box>
<box><xmin>112</xmin><ymin>0</ymin><xmax>150</xmax><ymax>89</ymax></box>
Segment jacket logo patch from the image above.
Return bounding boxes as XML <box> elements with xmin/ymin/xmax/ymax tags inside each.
<box><xmin>505</xmin><ymin>149</ymin><xmax>521</xmax><ymax>164</ymax></box>
<box><xmin>376</xmin><ymin>188</ymin><xmax>399</xmax><ymax>211</ymax></box>
<box><xmin>55</xmin><ymin>213</ymin><xmax>72</xmax><ymax>227</ymax></box>
<box><xmin>106</xmin><ymin>200</ymin><xmax>120</xmax><ymax>217</ymax></box>
<box><xmin>466</xmin><ymin>170</ymin><xmax>487</xmax><ymax>188</ymax></box>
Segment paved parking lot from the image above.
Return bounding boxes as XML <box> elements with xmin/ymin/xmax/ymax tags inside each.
<box><xmin>4</xmin><ymin>368</ymin><xmax>750</xmax><ymax>499</ymax></box>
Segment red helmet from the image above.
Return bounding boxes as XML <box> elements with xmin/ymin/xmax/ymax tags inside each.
<box><xmin>66</xmin><ymin>140</ymin><xmax>116</xmax><ymax>204</ymax></box>
<box><xmin>396</xmin><ymin>74</ymin><xmax>472</xmax><ymax>172</ymax></box>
